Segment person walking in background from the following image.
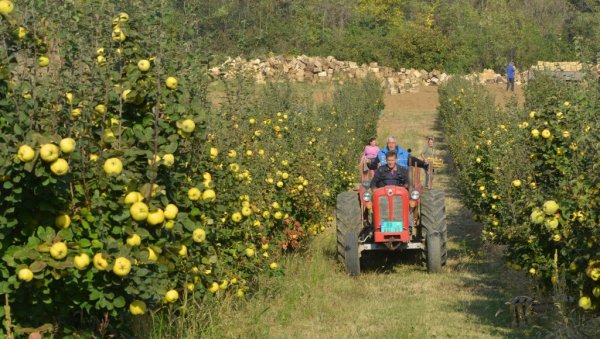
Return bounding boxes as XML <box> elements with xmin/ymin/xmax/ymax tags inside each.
<box><xmin>360</xmin><ymin>137</ymin><xmax>380</xmax><ymax>181</ymax></box>
<box><xmin>506</xmin><ymin>61</ymin><xmax>516</xmax><ymax>92</ymax></box>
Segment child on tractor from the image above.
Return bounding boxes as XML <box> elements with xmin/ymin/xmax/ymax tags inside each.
<box><xmin>360</xmin><ymin>137</ymin><xmax>379</xmax><ymax>181</ymax></box>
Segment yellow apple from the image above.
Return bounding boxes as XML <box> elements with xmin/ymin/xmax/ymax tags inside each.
<box><xmin>269</xmin><ymin>262</ymin><xmax>278</xmax><ymax>269</ymax></box>
<box><xmin>94</xmin><ymin>104</ymin><xmax>106</xmax><ymax>114</ymax></box>
<box><xmin>96</xmin><ymin>55</ymin><xmax>106</xmax><ymax>66</ymax></box>
<box><xmin>138</xmin><ymin>59</ymin><xmax>150</xmax><ymax>72</ymax></box>
<box><xmin>210</xmin><ymin>147</ymin><xmax>218</xmax><ymax>158</ymax></box>
<box><xmin>203</xmin><ymin>172</ymin><xmax>212</xmax><ymax>181</ymax></box>
<box><xmin>103</xmin><ymin>157</ymin><xmax>123</xmax><ymax>175</ymax></box>
<box><xmin>146</xmin><ymin>209</ymin><xmax>164</xmax><ymax>226</ymax></box>
<box><xmin>16</xmin><ymin>26</ymin><xmax>26</xmax><ymax>39</ymax></box>
<box><xmin>541</xmin><ymin>129</ymin><xmax>552</xmax><ymax>139</ymax></box>
<box><xmin>165</xmin><ymin>76</ymin><xmax>178</xmax><ymax>90</ymax></box>
<box><xmin>126</xmin><ymin>233</ymin><xmax>141</xmax><ymax>247</ymax></box>
<box><xmin>241</xmin><ymin>206</ymin><xmax>252</xmax><ymax>217</ymax></box>
<box><xmin>192</xmin><ymin>228</ymin><xmax>206</xmax><ymax>243</ymax></box>
<box><xmin>89</xmin><ymin>154</ymin><xmax>99</xmax><ymax>162</ymax></box>
<box><xmin>231</xmin><ymin>212</ymin><xmax>242</xmax><ymax>223</ymax></box>
<box><xmin>55</xmin><ymin>213</ymin><xmax>71</xmax><ymax>228</ymax></box>
<box><xmin>164</xmin><ymin>220</ymin><xmax>175</xmax><ymax>229</ymax></box>
<box><xmin>59</xmin><ymin>138</ymin><xmax>76</xmax><ymax>154</ymax></box>
<box><xmin>0</xmin><ymin>1</ymin><xmax>14</xmax><ymax>15</ymax></box>
<box><xmin>202</xmin><ymin>189</ymin><xmax>216</xmax><ymax>202</ymax></box>
<box><xmin>219</xmin><ymin>279</ymin><xmax>228</xmax><ymax>290</ymax></box>
<box><xmin>18</xmin><ymin>268</ymin><xmax>33</xmax><ymax>282</ymax></box>
<box><xmin>93</xmin><ymin>253</ymin><xmax>109</xmax><ymax>270</ymax></box>
<box><xmin>118</xmin><ymin>12</ymin><xmax>129</xmax><ymax>22</ymax></box>
<box><xmin>579</xmin><ymin>296</ymin><xmax>592</xmax><ymax>310</ymax></box>
<box><xmin>543</xmin><ymin>200</ymin><xmax>559</xmax><ymax>215</ymax></box>
<box><xmin>129</xmin><ymin>300</ymin><xmax>146</xmax><ymax>315</ymax></box>
<box><xmin>531</xmin><ymin>129</ymin><xmax>540</xmax><ymax>138</ymax></box>
<box><xmin>274</xmin><ymin>211</ymin><xmax>283</xmax><ymax>220</ymax></box>
<box><xmin>245</xmin><ymin>248</ymin><xmax>255</xmax><ymax>257</ymax></box>
<box><xmin>71</xmin><ymin>108</ymin><xmax>81</xmax><ymax>118</ymax></box>
<box><xmin>124</xmin><ymin>191</ymin><xmax>143</xmax><ymax>205</ymax></box>
<box><xmin>164</xmin><ymin>204</ymin><xmax>178</xmax><ymax>220</ymax></box>
<box><xmin>511</xmin><ymin>179</ymin><xmax>521</xmax><ymax>188</ymax></box>
<box><xmin>130</xmin><ymin>202</ymin><xmax>149</xmax><ymax>221</ymax></box>
<box><xmin>162</xmin><ymin>153</ymin><xmax>174</xmax><ymax>167</ymax></box>
<box><xmin>178</xmin><ymin>245</ymin><xmax>187</xmax><ymax>256</ymax></box>
<box><xmin>261</xmin><ymin>243</ymin><xmax>269</xmax><ymax>250</ymax></box>
<box><xmin>530</xmin><ymin>209</ymin><xmax>544</xmax><ymax>224</ymax></box>
<box><xmin>545</xmin><ymin>218</ymin><xmax>559</xmax><ymax>230</ymax></box>
<box><xmin>112</xmin><ymin>257</ymin><xmax>132</xmax><ymax>276</ymax></box>
<box><xmin>65</xmin><ymin>92</ymin><xmax>73</xmax><ymax>104</ymax></box>
<box><xmin>50</xmin><ymin>242</ymin><xmax>68</xmax><ymax>260</ymax></box>
<box><xmin>50</xmin><ymin>158</ymin><xmax>69</xmax><ymax>176</ymax></box>
<box><xmin>96</xmin><ymin>47</ymin><xmax>105</xmax><ymax>56</ymax></box>
<box><xmin>180</xmin><ymin>119</ymin><xmax>195</xmax><ymax>133</ymax></box>
<box><xmin>208</xmin><ymin>282</ymin><xmax>219</xmax><ymax>294</ymax></box>
<box><xmin>147</xmin><ymin>248</ymin><xmax>158</xmax><ymax>261</ymax></box>
<box><xmin>37</xmin><ymin>56</ymin><xmax>49</xmax><ymax>67</ymax></box>
<box><xmin>73</xmin><ymin>253</ymin><xmax>90</xmax><ymax>270</ymax></box>
<box><xmin>17</xmin><ymin>145</ymin><xmax>35</xmax><ymax>162</ymax></box>
<box><xmin>165</xmin><ymin>289</ymin><xmax>179</xmax><ymax>303</ymax></box>
<box><xmin>188</xmin><ymin>187</ymin><xmax>201</xmax><ymax>201</ymax></box>
<box><xmin>236</xmin><ymin>288</ymin><xmax>244</xmax><ymax>298</ymax></box>
<box><xmin>40</xmin><ymin>144</ymin><xmax>59</xmax><ymax>162</ymax></box>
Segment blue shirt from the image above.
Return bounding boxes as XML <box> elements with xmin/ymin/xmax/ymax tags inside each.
<box><xmin>507</xmin><ymin>64</ymin><xmax>515</xmax><ymax>79</ymax></box>
<box><xmin>377</xmin><ymin>146</ymin><xmax>409</xmax><ymax>169</ymax></box>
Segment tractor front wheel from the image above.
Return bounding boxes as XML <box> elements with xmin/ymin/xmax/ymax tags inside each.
<box><xmin>336</xmin><ymin>191</ymin><xmax>363</xmax><ymax>276</ymax></box>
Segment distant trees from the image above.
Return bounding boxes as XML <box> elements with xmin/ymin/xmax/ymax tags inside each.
<box><xmin>171</xmin><ymin>0</ymin><xmax>600</xmax><ymax>72</ymax></box>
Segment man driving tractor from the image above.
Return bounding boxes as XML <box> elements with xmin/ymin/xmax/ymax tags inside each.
<box><xmin>370</xmin><ymin>151</ymin><xmax>407</xmax><ymax>189</ymax></box>
<box><xmin>373</xmin><ymin>136</ymin><xmax>430</xmax><ymax>185</ymax></box>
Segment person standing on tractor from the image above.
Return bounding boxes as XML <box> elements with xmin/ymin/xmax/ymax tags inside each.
<box><xmin>360</xmin><ymin>137</ymin><xmax>380</xmax><ymax>181</ymax></box>
<box><xmin>378</xmin><ymin>136</ymin><xmax>429</xmax><ymax>172</ymax></box>
<box><xmin>421</xmin><ymin>136</ymin><xmax>435</xmax><ymax>188</ymax></box>
<box><xmin>370</xmin><ymin>151</ymin><xmax>407</xmax><ymax>189</ymax></box>
<box><xmin>506</xmin><ymin>61</ymin><xmax>516</xmax><ymax>92</ymax></box>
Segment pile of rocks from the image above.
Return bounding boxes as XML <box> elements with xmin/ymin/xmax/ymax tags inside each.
<box><xmin>208</xmin><ymin>56</ymin><xmax>593</xmax><ymax>94</ymax></box>
<box><xmin>531</xmin><ymin>61</ymin><xmax>582</xmax><ymax>72</ymax></box>
<box><xmin>209</xmin><ymin>55</ymin><xmax>450</xmax><ymax>95</ymax></box>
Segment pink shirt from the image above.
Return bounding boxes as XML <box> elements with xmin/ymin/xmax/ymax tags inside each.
<box><xmin>363</xmin><ymin>145</ymin><xmax>380</xmax><ymax>159</ymax></box>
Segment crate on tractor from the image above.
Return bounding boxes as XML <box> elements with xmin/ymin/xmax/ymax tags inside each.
<box><xmin>336</xmin><ymin>158</ymin><xmax>447</xmax><ymax>276</ymax></box>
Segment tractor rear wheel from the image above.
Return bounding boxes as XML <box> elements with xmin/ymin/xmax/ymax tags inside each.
<box><xmin>421</xmin><ymin>189</ymin><xmax>447</xmax><ymax>273</ymax></box>
<box><xmin>336</xmin><ymin>191</ymin><xmax>363</xmax><ymax>276</ymax></box>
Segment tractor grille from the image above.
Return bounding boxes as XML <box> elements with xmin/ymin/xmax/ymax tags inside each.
<box><xmin>378</xmin><ymin>196</ymin><xmax>404</xmax><ymax>223</ymax></box>
<box><xmin>392</xmin><ymin>196</ymin><xmax>403</xmax><ymax>221</ymax></box>
<box><xmin>379</xmin><ymin>196</ymin><xmax>389</xmax><ymax>222</ymax></box>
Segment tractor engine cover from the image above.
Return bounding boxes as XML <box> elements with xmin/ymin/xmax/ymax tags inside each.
<box><xmin>372</xmin><ymin>185</ymin><xmax>410</xmax><ymax>243</ymax></box>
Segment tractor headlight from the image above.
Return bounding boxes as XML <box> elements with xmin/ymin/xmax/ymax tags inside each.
<box><xmin>363</xmin><ymin>191</ymin><xmax>372</xmax><ymax>202</ymax></box>
<box><xmin>410</xmin><ymin>190</ymin><xmax>420</xmax><ymax>200</ymax></box>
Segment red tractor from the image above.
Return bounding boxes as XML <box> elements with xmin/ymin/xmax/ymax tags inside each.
<box><xmin>336</xmin><ymin>160</ymin><xmax>447</xmax><ymax>275</ymax></box>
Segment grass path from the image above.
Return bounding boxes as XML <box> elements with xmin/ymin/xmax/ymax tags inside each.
<box><xmin>199</xmin><ymin>86</ymin><xmax>539</xmax><ymax>338</ymax></box>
